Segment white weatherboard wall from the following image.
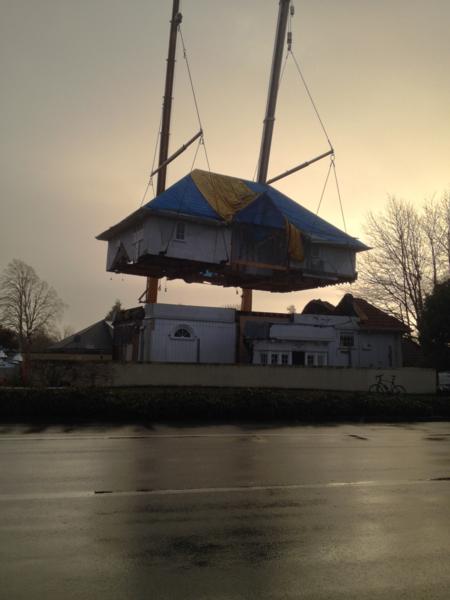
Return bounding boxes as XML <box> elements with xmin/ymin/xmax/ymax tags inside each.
<box><xmin>106</xmin><ymin>214</ymin><xmax>360</xmax><ymax>282</ymax></box>
<box><xmin>141</xmin><ymin>303</ymin><xmax>236</xmax><ymax>364</ymax></box>
<box><xmin>107</xmin><ymin>215</ymin><xmax>230</xmax><ymax>271</ymax></box>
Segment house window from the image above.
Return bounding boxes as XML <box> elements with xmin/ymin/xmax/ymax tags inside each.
<box><xmin>175</xmin><ymin>222</ymin><xmax>186</xmax><ymax>241</ymax></box>
<box><xmin>281</xmin><ymin>353</ymin><xmax>289</xmax><ymax>365</ymax></box>
<box><xmin>340</xmin><ymin>333</ymin><xmax>354</xmax><ymax>348</ymax></box>
<box><xmin>305</xmin><ymin>352</ymin><xmax>328</xmax><ymax>367</ymax></box>
<box><xmin>271</xmin><ymin>353</ymin><xmax>279</xmax><ymax>365</ymax></box>
<box><xmin>173</xmin><ymin>327</ymin><xmax>192</xmax><ymax>339</ymax></box>
<box><xmin>260</xmin><ymin>352</ymin><xmax>268</xmax><ymax>365</ymax></box>
<box><xmin>317</xmin><ymin>353</ymin><xmax>327</xmax><ymax>367</ymax></box>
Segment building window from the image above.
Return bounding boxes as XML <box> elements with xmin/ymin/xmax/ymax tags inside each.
<box><xmin>306</xmin><ymin>353</ymin><xmax>315</xmax><ymax>367</ymax></box>
<box><xmin>340</xmin><ymin>333</ymin><xmax>354</xmax><ymax>348</ymax></box>
<box><xmin>317</xmin><ymin>353</ymin><xmax>327</xmax><ymax>367</ymax></box>
<box><xmin>271</xmin><ymin>353</ymin><xmax>279</xmax><ymax>365</ymax></box>
<box><xmin>281</xmin><ymin>353</ymin><xmax>289</xmax><ymax>365</ymax></box>
<box><xmin>175</xmin><ymin>222</ymin><xmax>186</xmax><ymax>241</ymax></box>
<box><xmin>305</xmin><ymin>352</ymin><xmax>328</xmax><ymax>367</ymax></box>
<box><xmin>260</xmin><ymin>352</ymin><xmax>268</xmax><ymax>365</ymax></box>
<box><xmin>173</xmin><ymin>327</ymin><xmax>192</xmax><ymax>339</ymax></box>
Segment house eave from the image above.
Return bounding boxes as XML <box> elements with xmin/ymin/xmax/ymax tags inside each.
<box><xmin>97</xmin><ymin>207</ymin><xmax>225</xmax><ymax>242</ymax></box>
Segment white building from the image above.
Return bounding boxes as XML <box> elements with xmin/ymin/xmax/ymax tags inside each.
<box><xmin>246</xmin><ymin>295</ymin><xmax>407</xmax><ymax>369</ymax></box>
<box><xmin>140</xmin><ymin>303</ymin><xmax>236</xmax><ymax>364</ymax></box>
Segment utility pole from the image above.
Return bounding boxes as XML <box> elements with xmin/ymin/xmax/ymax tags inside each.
<box><xmin>146</xmin><ymin>0</ymin><xmax>182</xmax><ymax>304</ymax></box>
<box><xmin>241</xmin><ymin>0</ymin><xmax>291</xmax><ymax>312</ymax></box>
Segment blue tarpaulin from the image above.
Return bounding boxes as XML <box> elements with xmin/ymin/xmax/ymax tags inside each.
<box><xmin>141</xmin><ymin>169</ymin><xmax>366</xmax><ymax>250</ymax></box>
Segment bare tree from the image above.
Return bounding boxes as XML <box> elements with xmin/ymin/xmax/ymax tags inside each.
<box><xmin>0</xmin><ymin>259</ymin><xmax>65</xmax><ymax>350</ymax></box>
<box><xmin>58</xmin><ymin>325</ymin><xmax>75</xmax><ymax>341</ymax></box>
<box><xmin>354</xmin><ymin>195</ymin><xmax>449</xmax><ymax>336</ymax></box>
<box><xmin>286</xmin><ymin>304</ymin><xmax>297</xmax><ymax>314</ymax></box>
<box><xmin>438</xmin><ymin>191</ymin><xmax>450</xmax><ymax>272</ymax></box>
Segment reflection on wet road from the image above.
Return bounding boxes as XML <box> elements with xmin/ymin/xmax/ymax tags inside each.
<box><xmin>1</xmin><ymin>422</ymin><xmax>449</xmax><ymax>599</ymax></box>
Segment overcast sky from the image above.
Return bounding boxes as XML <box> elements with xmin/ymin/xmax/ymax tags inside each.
<box><xmin>1</xmin><ymin>0</ymin><xmax>450</xmax><ymax>331</ymax></box>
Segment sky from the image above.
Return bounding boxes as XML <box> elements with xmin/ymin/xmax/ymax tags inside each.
<box><xmin>1</xmin><ymin>0</ymin><xmax>450</xmax><ymax>332</ymax></box>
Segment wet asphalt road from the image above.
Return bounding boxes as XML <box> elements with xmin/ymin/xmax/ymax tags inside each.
<box><xmin>1</xmin><ymin>422</ymin><xmax>449</xmax><ymax>599</ymax></box>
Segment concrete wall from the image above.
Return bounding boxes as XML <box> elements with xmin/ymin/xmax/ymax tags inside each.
<box><xmin>29</xmin><ymin>359</ymin><xmax>436</xmax><ymax>393</ymax></box>
<box><xmin>108</xmin><ymin>364</ymin><xmax>435</xmax><ymax>393</ymax></box>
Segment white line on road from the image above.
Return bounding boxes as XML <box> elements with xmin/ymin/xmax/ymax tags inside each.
<box><xmin>0</xmin><ymin>478</ymin><xmax>447</xmax><ymax>502</ymax></box>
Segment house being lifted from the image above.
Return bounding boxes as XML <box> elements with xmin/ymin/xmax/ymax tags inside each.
<box><xmin>97</xmin><ymin>169</ymin><xmax>367</xmax><ymax>293</ymax></box>
<box><xmin>98</xmin><ymin>1</ymin><xmax>368</xmax><ymax>310</ymax></box>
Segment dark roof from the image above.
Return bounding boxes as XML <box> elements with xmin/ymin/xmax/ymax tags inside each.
<box><xmin>114</xmin><ymin>306</ymin><xmax>145</xmax><ymax>324</ymax></box>
<box><xmin>335</xmin><ymin>295</ymin><xmax>409</xmax><ymax>332</ymax></box>
<box><xmin>48</xmin><ymin>320</ymin><xmax>113</xmax><ymax>354</ymax></box>
<box><xmin>98</xmin><ymin>169</ymin><xmax>368</xmax><ymax>251</ymax></box>
<box><xmin>302</xmin><ymin>299</ymin><xmax>335</xmax><ymax>315</ymax></box>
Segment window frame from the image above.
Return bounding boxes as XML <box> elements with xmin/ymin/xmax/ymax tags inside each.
<box><xmin>170</xmin><ymin>325</ymin><xmax>195</xmax><ymax>341</ymax></box>
<box><xmin>174</xmin><ymin>221</ymin><xmax>186</xmax><ymax>242</ymax></box>
<box><xmin>305</xmin><ymin>352</ymin><xmax>328</xmax><ymax>367</ymax></box>
<box><xmin>340</xmin><ymin>333</ymin><xmax>355</xmax><ymax>348</ymax></box>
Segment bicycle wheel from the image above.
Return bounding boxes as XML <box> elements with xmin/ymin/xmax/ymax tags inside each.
<box><xmin>369</xmin><ymin>383</ymin><xmax>388</xmax><ymax>393</ymax></box>
<box><xmin>393</xmin><ymin>384</ymin><xmax>406</xmax><ymax>394</ymax></box>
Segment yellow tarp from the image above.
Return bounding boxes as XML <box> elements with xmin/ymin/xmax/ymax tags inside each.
<box><xmin>191</xmin><ymin>169</ymin><xmax>257</xmax><ymax>222</ymax></box>
<box><xmin>287</xmin><ymin>221</ymin><xmax>304</xmax><ymax>262</ymax></box>
<box><xmin>192</xmin><ymin>168</ymin><xmax>304</xmax><ymax>262</ymax></box>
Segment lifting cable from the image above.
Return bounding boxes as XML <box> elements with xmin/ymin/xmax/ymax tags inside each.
<box><xmin>163</xmin><ymin>135</ymin><xmax>203</xmax><ymax>254</ymax></box>
<box><xmin>284</xmin><ymin>10</ymin><xmax>348</xmax><ymax>235</ymax></box>
<box><xmin>315</xmin><ymin>159</ymin><xmax>333</xmax><ymax>215</ymax></box>
<box><xmin>331</xmin><ymin>157</ymin><xmax>347</xmax><ymax>233</ymax></box>
<box><xmin>289</xmin><ymin>48</ymin><xmax>333</xmax><ymax>151</ymax></box>
<box><xmin>140</xmin><ymin>114</ymin><xmax>162</xmax><ymax>207</ymax></box>
<box><xmin>178</xmin><ymin>24</ymin><xmax>230</xmax><ymax>263</ymax></box>
<box><xmin>178</xmin><ymin>25</ymin><xmax>212</xmax><ymax>173</ymax></box>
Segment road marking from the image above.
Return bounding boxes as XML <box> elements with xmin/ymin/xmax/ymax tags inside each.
<box><xmin>0</xmin><ymin>477</ymin><xmax>448</xmax><ymax>502</ymax></box>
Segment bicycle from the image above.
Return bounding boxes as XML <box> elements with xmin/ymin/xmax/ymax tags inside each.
<box><xmin>369</xmin><ymin>374</ymin><xmax>388</xmax><ymax>393</ymax></box>
<box><xmin>369</xmin><ymin>374</ymin><xmax>406</xmax><ymax>394</ymax></box>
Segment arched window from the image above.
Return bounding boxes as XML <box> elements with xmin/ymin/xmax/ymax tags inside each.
<box><xmin>170</xmin><ymin>323</ymin><xmax>197</xmax><ymax>341</ymax></box>
<box><xmin>173</xmin><ymin>327</ymin><xmax>192</xmax><ymax>338</ymax></box>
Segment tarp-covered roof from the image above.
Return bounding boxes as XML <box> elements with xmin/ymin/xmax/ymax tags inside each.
<box><xmin>98</xmin><ymin>169</ymin><xmax>367</xmax><ymax>251</ymax></box>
